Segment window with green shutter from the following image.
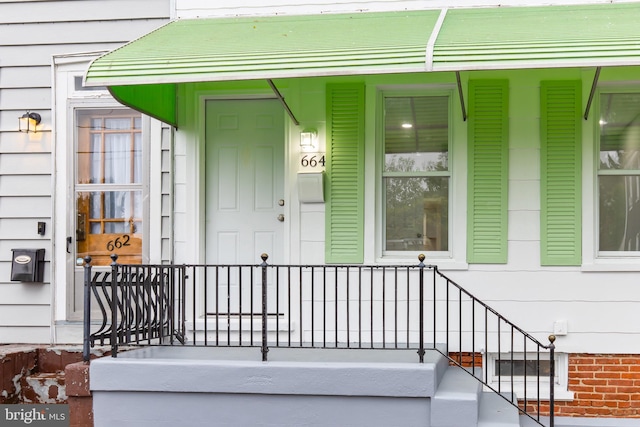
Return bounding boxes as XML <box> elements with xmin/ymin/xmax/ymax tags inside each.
<box><xmin>540</xmin><ymin>81</ymin><xmax>582</xmax><ymax>265</ymax></box>
<box><xmin>467</xmin><ymin>80</ymin><xmax>509</xmax><ymax>264</ymax></box>
<box><xmin>325</xmin><ymin>83</ymin><xmax>365</xmax><ymax>263</ymax></box>
<box><xmin>597</xmin><ymin>90</ymin><xmax>640</xmax><ymax>255</ymax></box>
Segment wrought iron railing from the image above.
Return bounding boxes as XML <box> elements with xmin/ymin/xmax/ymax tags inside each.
<box><xmin>83</xmin><ymin>253</ymin><xmax>555</xmax><ymax>427</ymax></box>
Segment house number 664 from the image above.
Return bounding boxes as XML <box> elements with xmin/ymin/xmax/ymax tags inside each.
<box><xmin>300</xmin><ymin>155</ymin><xmax>325</xmax><ymax>168</ymax></box>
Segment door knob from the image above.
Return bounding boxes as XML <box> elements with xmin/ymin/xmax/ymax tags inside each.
<box><xmin>277</xmin><ymin>214</ymin><xmax>285</xmax><ymax>222</ymax></box>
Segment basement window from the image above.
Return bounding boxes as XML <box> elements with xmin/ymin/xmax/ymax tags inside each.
<box><xmin>484</xmin><ymin>353</ymin><xmax>573</xmax><ymax>401</ymax></box>
<box><xmin>495</xmin><ymin>358</ymin><xmax>551</xmax><ymax>376</ymax></box>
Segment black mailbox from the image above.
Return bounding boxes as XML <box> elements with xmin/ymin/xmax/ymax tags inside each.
<box><xmin>11</xmin><ymin>249</ymin><xmax>45</xmax><ymax>282</ymax></box>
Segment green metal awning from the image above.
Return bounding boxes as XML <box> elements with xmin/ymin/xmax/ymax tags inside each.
<box><xmin>85</xmin><ymin>11</ymin><xmax>442</xmax><ymax>86</ymax></box>
<box><xmin>84</xmin><ymin>3</ymin><xmax>640</xmax><ymax>126</ymax></box>
<box><xmin>431</xmin><ymin>3</ymin><xmax>640</xmax><ymax>71</ymax></box>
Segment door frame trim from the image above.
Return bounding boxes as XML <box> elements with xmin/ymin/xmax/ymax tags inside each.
<box><xmin>192</xmin><ymin>91</ymin><xmax>290</xmax><ymax>266</ymax></box>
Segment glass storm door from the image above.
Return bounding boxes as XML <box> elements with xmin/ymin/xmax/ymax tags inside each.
<box><xmin>70</xmin><ymin>108</ymin><xmax>144</xmax><ymax>317</ymax></box>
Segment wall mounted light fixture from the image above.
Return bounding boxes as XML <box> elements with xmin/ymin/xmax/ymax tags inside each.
<box><xmin>300</xmin><ymin>129</ymin><xmax>317</xmax><ymax>150</ymax></box>
<box><xmin>19</xmin><ymin>112</ymin><xmax>41</xmax><ymax>133</ymax></box>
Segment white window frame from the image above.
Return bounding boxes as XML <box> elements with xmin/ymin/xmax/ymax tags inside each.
<box><xmin>483</xmin><ymin>352</ymin><xmax>573</xmax><ymax>401</ymax></box>
<box><xmin>372</xmin><ymin>86</ymin><xmax>467</xmax><ymax>268</ymax></box>
<box><xmin>596</xmin><ymin>89</ymin><xmax>640</xmax><ymax>258</ymax></box>
<box><xmin>73</xmin><ymin>108</ymin><xmax>146</xmax><ymax>265</ymax></box>
<box><xmin>583</xmin><ymin>85</ymin><xmax>640</xmax><ymax>271</ymax></box>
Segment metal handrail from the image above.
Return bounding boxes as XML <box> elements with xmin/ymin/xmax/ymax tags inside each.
<box><xmin>430</xmin><ymin>263</ymin><xmax>556</xmax><ymax>427</ymax></box>
<box><xmin>83</xmin><ymin>253</ymin><xmax>555</xmax><ymax>426</ymax></box>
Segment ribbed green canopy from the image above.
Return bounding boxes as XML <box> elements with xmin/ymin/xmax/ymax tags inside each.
<box><xmin>432</xmin><ymin>3</ymin><xmax>640</xmax><ymax>71</ymax></box>
<box><xmin>85</xmin><ymin>11</ymin><xmax>441</xmax><ymax>86</ymax></box>
<box><xmin>84</xmin><ymin>3</ymin><xmax>640</xmax><ymax>126</ymax></box>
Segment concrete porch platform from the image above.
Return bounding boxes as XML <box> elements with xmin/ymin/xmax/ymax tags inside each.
<box><xmin>91</xmin><ymin>346</ymin><xmax>449</xmax><ymax>427</ymax></box>
<box><xmin>89</xmin><ymin>345</ymin><xmax>640</xmax><ymax>427</ymax></box>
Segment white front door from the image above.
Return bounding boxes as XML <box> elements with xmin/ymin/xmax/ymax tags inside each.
<box><xmin>205</xmin><ymin>99</ymin><xmax>285</xmax><ymax>313</ymax></box>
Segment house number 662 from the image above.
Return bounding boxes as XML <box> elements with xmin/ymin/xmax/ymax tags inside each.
<box><xmin>106</xmin><ymin>235</ymin><xmax>131</xmax><ymax>251</ymax></box>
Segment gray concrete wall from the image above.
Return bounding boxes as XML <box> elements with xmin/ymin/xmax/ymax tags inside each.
<box><xmin>91</xmin><ymin>347</ymin><xmax>445</xmax><ymax>427</ymax></box>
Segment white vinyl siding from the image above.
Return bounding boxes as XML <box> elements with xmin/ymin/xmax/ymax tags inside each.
<box><xmin>160</xmin><ymin>124</ymin><xmax>174</xmax><ymax>263</ymax></box>
<box><xmin>0</xmin><ymin>0</ymin><xmax>169</xmax><ymax>343</ymax></box>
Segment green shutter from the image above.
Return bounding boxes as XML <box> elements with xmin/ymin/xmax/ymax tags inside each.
<box><xmin>467</xmin><ymin>80</ymin><xmax>509</xmax><ymax>264</ymax></box>
<box><xmin>325</xmin><ymin>83</ymin><xmax>365</xmax><ymax>264</ymax></box>
<box><xmin>540</xmin><ymin>81</ymin><xmax>582</xmax><ymax>266</ymax></box>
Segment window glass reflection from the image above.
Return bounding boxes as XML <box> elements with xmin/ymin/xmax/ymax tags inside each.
<box><xmin>599</xmin><ymin>93</ymin><xmax>640</xmax><ymax>252</ymax></box>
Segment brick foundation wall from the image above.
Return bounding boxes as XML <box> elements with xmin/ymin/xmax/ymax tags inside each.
<box><xmin>448</xmin><ymin>352</ymin><xmax>483</xmax><ymax>368</ymax></box>
<box><xmin>523</xmin><ymin>354</ymin><xmax>640</xmax><ymax>418</ymax></box>
<box><xmin>555</xmin><ymin>354</ymin><xmax>640</xmax><ymax>418</ymax></box>
<box><xmin>65</xmin><ymin>362</ymin><xmax>93</xmax><ymax>427</ymax></box>
<box><xmin>0</xmin><ymin>346</ymin><xmax>39</xmax><ymax>403</ymax></box>
<box><xmin>1</xmin><ymin>346</ymin><xmax>106</xmax><ymax>427</ymax></box>
<box><xmin>451</xmin><ymin>351</ymin><xmax>640</xmax><ymax>419</ymax></box>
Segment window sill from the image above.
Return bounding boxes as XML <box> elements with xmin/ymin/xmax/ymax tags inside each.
<box><xmin>582</xmin><ymin>260</ymin><xmax>640</xmax><ymax>272</ymax></box>
<box><xmin>484</xmin><ymin>384</ymin><xmax>574</xmax><ymax>401</ymax></box>
<box><xmin>377</xmin><ymin>255</ymin><xmax>468</xmax><ymax>270</ymax></box>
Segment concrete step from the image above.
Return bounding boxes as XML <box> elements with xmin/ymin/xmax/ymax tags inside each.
<box><xmin>478</xmin><ymin>392</ymin><xmax>521</xmax><ymax>427</ymax></box>
<box><xmin>431</xmin><ymin>366</ymin><xmax>482</xmax><ymax>427</ymax></box>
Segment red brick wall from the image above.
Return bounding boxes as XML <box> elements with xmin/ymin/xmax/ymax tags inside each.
<box><xmin>512</xmin><ymin>353</ymin><xmax>640</xmax><ymax>418</ymax></box>
<box><xmin>554</xmin><ymin>354</ymin><xmax>640</xmax><ymax>418</ymax></box>
<box><xmin>1</xmin><ymin>346</ymin><xmax>97</xmax><ymax>426</ymax></box>
<box><xmin>65</xmin><ymin>362</ymin><xmax>93</xmax><ymax>427</ymax></box>
<box><xmin>451</xmin><ymin>351</ymin><xmax>640</xmax><ymax>418</ymax></box>
<box><xmin>448</xmin><ymin>351</ymin><xmax>483</xmax><ymax>368</ymax></box>
<box><xmin>0</xmin><ymin>346</ymin><xmax>38</xmax><ymax>403</ymax></box>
